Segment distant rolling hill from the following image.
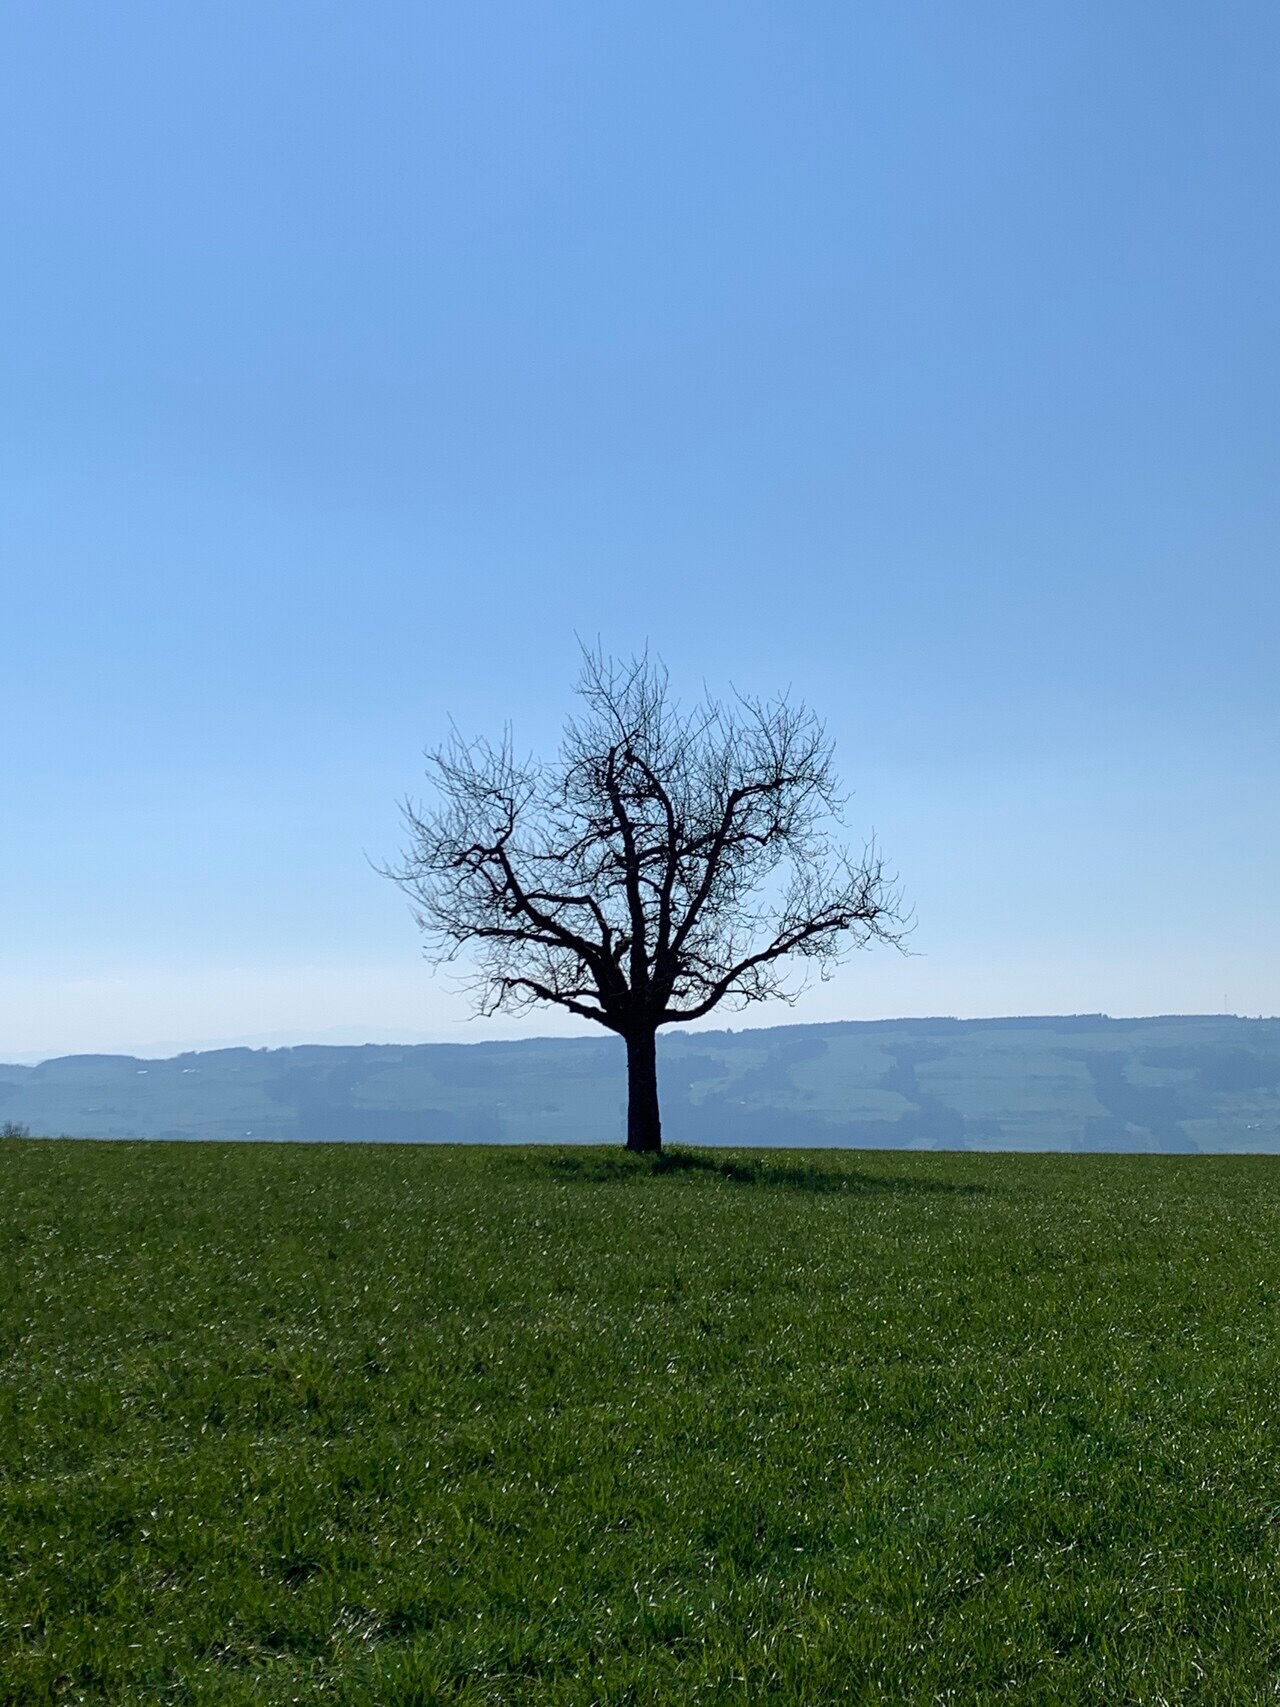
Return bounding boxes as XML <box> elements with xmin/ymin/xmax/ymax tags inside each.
<box><xmin>4</xmin><ymin>1015</ymin><xmax>1280</xmax><ymax>1151</ymax></box>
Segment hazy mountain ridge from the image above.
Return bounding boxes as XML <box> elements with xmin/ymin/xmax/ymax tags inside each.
<box><xmin>4</xmin><ymin>1015</ymin><xmax>1280</xmax><ymax>1151</ymax></box>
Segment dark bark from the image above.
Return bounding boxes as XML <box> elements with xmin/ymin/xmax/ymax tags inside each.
<box><xmin>624</xmin><ymin>1026</ymin><xmax>662</xmax><ymax>1152</ymax></box>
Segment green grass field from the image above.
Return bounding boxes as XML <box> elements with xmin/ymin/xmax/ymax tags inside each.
<box><xmin>5</xmin><ymin>1141</ymin><xmax>1280</xmax><ymax>1704</ymax></box>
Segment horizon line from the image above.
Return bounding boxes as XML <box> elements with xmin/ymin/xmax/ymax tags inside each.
<box><xmin>4</xmin><ymin>1010</ymin><xmax>1276</xmax><ymax>1071</ymax></box>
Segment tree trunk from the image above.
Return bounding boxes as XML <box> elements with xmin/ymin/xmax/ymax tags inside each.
<box><xmin>624</xmin><ymin>1027</ymin><xmax>662</xmax><ymax>1152</ymax></box>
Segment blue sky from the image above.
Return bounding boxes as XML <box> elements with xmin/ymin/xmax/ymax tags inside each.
<box><xmin>3</xmin><ymin>2</ymin><xmax>1277</xmax><ymax>1059</ymax></box>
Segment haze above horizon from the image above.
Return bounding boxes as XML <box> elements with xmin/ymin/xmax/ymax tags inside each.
<box><xmin>3</xmin><ymin>2</ymin><xmax>1277</xmax><ymax>1059</ymax></box>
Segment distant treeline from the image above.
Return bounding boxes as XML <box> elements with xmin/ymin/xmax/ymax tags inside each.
<box><xmin>3</xmin><ymin>1015</ymin><xmax>1279</xmax><ymax>1152</ymax></box>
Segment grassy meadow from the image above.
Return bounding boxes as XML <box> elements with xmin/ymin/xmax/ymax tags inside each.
<box><xmin>5</xmin><ymin>1139</ymin><xmax>1280</xmax><ymax>1703</ymax></box>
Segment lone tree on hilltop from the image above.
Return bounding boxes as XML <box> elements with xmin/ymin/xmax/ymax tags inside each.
<box><xmin>384</xmin><ymin>648</ymin><xmax>908</xmax><ymax>1151</ymax></box>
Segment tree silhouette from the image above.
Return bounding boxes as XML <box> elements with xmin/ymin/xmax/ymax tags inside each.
<box><xmin>385</xmin><ymin>648</ymin><xmax>908</xmax><ymax>1150</ymax></box>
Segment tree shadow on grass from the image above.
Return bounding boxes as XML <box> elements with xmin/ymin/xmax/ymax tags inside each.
<box><xmin>518</xmin><ymin>1147</ymin><xmax>989</xmax><ymax>1196</ymax></box>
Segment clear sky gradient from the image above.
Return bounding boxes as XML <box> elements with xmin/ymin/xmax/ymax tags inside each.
<box><xmin>3</xmin><ymin>2</ymin><xmax>1277</xmax><ymax>1060</ymax></box>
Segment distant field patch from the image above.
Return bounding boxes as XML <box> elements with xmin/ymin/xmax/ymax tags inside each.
<box><xmin>5</xmin><ymin>1141</ymin><xmax>1280</xmax><ymax>1703</ymax></box>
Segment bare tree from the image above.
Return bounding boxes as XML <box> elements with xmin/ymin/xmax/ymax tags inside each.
<box><xmin>384</xmin><ymin>648</ymin><xmax>908</xmax><ymax>1151</ymax></box>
